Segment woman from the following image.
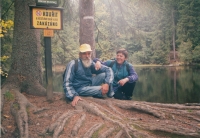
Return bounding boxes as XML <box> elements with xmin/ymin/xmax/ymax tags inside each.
<box><xmin>95</xmin><ymin>48</ymin><xmax>138</xmax><ymax>100</ymax></box>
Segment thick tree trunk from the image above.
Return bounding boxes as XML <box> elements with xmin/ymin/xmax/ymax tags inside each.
<box><xmin>3</xmin><ymin>0</ymin><xmax>46</xmax><ymax>96</ymax></box>
<box><xmin>1</xmin><ymin>1</ymin><xmax>46</xmax><ymax>136</ymax></box>
<box><xmin>79</xmin><ymin>0</ymin><xmax>96</xmax><ymax>58</ymax></box>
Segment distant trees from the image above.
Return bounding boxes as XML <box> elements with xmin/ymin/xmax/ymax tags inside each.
<box><xmin>177</xmin><ymin>0</ymin><xmax>200</xmax><ymax>63</ymax></box>
<box><xmin>94</xmin><ymin>0</ymin><xmax>170</xmax><ymax>64</ymax></box>
<box><xmin>51</xmin><ymin>0</ymin><xmax>79</xmax><ymax>64</ymax></box>
<box><xmin>92</xmin><ymin>0</ymin><xmax>200</xmax><ymax>64</ymax></box>
<box><xmin>1</xmin><ymin>0</ymin><xmax>200</xmax><ymax>71</ymax></box>
<box><xmin>1</xmin><ymin>0</ymin><xmax>15</xmax><ymax>80</ymax></box>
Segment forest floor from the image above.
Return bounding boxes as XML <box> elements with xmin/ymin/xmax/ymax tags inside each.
<box><xmin>1</xmin><ymin>92</ymin><xmax>200</xmax><ymax>138</ymax></box>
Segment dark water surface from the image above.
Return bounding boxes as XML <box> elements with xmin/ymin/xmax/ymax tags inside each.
<box><xmin>49</xmin><ymin>66</ymin><xmax>200</xmax><ymax>104</ymax></box>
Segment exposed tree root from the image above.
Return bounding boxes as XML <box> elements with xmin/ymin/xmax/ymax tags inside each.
<box><xmin>115</xmin><ymin>129</ymin><xmax>123</xmax><ymax>138</ymax></box>
<box><xmin>144</xmin><ymin>101</ymin><xmax>200</xmax><ymax>110</ymax></box>
<box><xmin>71</xmin><ymin>113</ymin><xmax>86</xmax><ymax>136</ymax></box>
<box><xmin>84</xmin><ymin>97</ymin><xmax>200</xmax><ymax>138</ymax></box>
<box><xmin>10</xmin><ymin>90</ymin><xmax>36</xmax><ymax>138</ymax></box>
<box><xmin>113</xmin><ymin>100</ymin><xmax>166</xmax><ymax>119</ymax></box>
<box><xmin>149</xmin><ymin>124</ymin><xmax>200</xmax><ymax>137</ymax></box>
<box><xmin>74</xmin><ymin>99</ymin><xmax>152</xmax><ymax>138</ymax></box>
<box><xmin>92</xmin><ymin>102</ymin><xmax>123</xmax><ymax>120</ymax></box>
<box><xmin>90</xmin><ymin>97</ymin><xmax>125</xmax><ymax>117</ymax></box>
<box><xmin>41</xmin><ymin>110</ymin><xmax>82</xmax><ymax>138</ymax></box>
<box><xmin>1</xmin><ymin>93</ymin><xmax>200</xmax><ymax>138</ymax></box>
<box><xmin>33</xmin><ymin>107</ymin><xmax>50</xmax><ymax>114</ymax></box>
<box><xmin>98</xmin><ymin>127</ymin><xmax>115</xmax><ymax>138</ymax></box>
<box><xmin>82</xmin><ymin>123</ymin><xmax>103</xmax><ymax>138</ymax></box>
<box><xmin>1</xmin><ymin>75</ymin><xmax>47</xmax><ymax>138</ymax></box>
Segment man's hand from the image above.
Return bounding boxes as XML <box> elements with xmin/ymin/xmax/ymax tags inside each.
<box><xmin>71</xmin><ymin>96</ymin><xmax>82</xmax><ymax>106</ymax></box>
<box><xmin>118</xmin><ymin>78</ymin><xmax>129</xmax><ymax>86</ymax></box>
<box><xmin>95</xmin><ymin>61</ymin><xmax>101</xmax><ymax>70</ymax></box>
<box><xmin>101</xmin><ymin>83</ymin><xmax>109</xmax><ymax>95</ymax></box>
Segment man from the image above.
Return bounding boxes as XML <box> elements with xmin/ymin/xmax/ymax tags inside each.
<box><xmin>63</xmin><ymin>44</ymin><xmax>114</xmax><ymax>106</ymax></box>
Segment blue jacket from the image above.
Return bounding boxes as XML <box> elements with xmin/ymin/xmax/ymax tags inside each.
<box><xmin>63</xmin><ymin>59</ymin><xmax>114</xmax><ymax>100</ymax></box>
<box><xmin>103</xmin><ymin>60</ymin><xmax>138</xmax><ymax>92</ymax></box>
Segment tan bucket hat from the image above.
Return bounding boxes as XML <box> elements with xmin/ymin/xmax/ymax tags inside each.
<box><xmin>79</xmin><ymin>44</ymin><xmax>92</xmax><ymax>52</ymax></box>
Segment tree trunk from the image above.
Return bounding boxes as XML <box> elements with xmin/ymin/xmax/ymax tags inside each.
<box><xmin>1</xmin><ymin>1</ymin><xmax>46</xmax><ymax>136</ymax></box>
<box><xmin>4</xmin><ymin>0</ymin><xmax>46</xmax><ymax>96</ymax></box>
<box><xmin>79</xmin><ymin>0</ymin><xmax>96</xmax><ymax>58</ymax></box>
<box><xmin>172</xmin><ymin>9</ymin><xmax>176</xmax><ymax>60</ymax></box>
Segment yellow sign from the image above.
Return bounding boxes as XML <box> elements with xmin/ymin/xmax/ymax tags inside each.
<box><xmin>31</xmin><ymin>7</ymin><xmax>63</xmax><ymax>30</ymax></box>
<box><xmin>44</xmin><ymin>29</ymin><xmax>54</xmax><ymax>37</ymax></box>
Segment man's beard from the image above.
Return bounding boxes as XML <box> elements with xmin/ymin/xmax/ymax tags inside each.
<box><xmin>82</xmin><ymin>59</ymin><xmax>92</xmax><ymax>68</ymax></box>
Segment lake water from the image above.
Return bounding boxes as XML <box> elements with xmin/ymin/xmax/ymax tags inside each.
<box><xmin>48</xmin><ymin>66</ymin><xmax>200</xmax><ymax>104</ymax></box>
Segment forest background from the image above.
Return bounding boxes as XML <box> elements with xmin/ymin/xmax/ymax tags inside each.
<box><xmin>1</xmin><ymin>0</ymin><xmax>200</xmax><ymax>80</ymax></box>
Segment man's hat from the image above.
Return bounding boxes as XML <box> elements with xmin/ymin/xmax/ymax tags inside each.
<box><xmin>79</xmin><ymin>44</ymin><xmax>92</xmax><ymax>52</ymax></box>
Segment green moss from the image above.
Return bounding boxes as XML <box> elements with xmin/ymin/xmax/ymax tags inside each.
<box><xmin>13</xmin><ymin>103</ymin><xmax>20</xmax><ymax>110</ymax></box>
<box><xmin>26</xmin><ymin>107</ymin><xmax>30</xmax><ymax>116</ymax></box>
<box><xmin>4</xmin><ymin>91</ymin><xmax>14</xmax><ymax>101</ymax></box>
<box><xmin>91</xmin><ymin>124</ymin><xmax>105</xmax><ymax>138</ymax></box>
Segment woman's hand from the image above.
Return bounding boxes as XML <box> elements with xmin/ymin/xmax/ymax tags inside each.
<box><xmin>95</xmin><ymin>61</ymin><xmax>101</xmax><ymax>70</ymax></box>
<box><xmin>118</xmin><ymin>78</ymin><xmax>129</xmax><ymax>86</ymax></box>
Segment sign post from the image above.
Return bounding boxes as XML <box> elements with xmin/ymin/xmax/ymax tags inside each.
<box><xmin>43</xmin><ymin>29</ymin><xmax>54</xmax><ymax>100</ymax></box>
<box><xmin>44</xmin><ymin>35</ymin><xmax>53</xmax><ymax>100</ymax></box>
<box><xmin>29</xmin><ymin>3</ymin><xmax>63</xmax><ymax>101</ymax></box>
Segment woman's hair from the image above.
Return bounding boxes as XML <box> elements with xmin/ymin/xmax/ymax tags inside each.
<box><xmin>116</xmin><ymin>48</ymin><xmax>128</xmax><ymax>58</ymax></box>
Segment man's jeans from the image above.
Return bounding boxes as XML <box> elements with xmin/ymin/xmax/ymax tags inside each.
<box><xmin>76</xmin><ymin>73</ymin><xmax>114</xmax><ymax>98</ymax></box>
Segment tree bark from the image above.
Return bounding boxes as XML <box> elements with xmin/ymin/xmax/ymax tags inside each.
<box><xmin>172</xmin><ymin>9</ymin><xmax>176</xmax><ymax>60</ymax></box>
<box><xmin>1</xmin><ymin>1</ymin><xmax>46</xmax><ymax>137</ymax></box>
<box><xmin>3</xmin><ymin>0</ymin><xmax>46</xmax><ymax>96</ymax></box>
<box><xmin>79</xmin><ymin>0</ymin><xmax>96</xmax><ymax>58</ymax></box>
